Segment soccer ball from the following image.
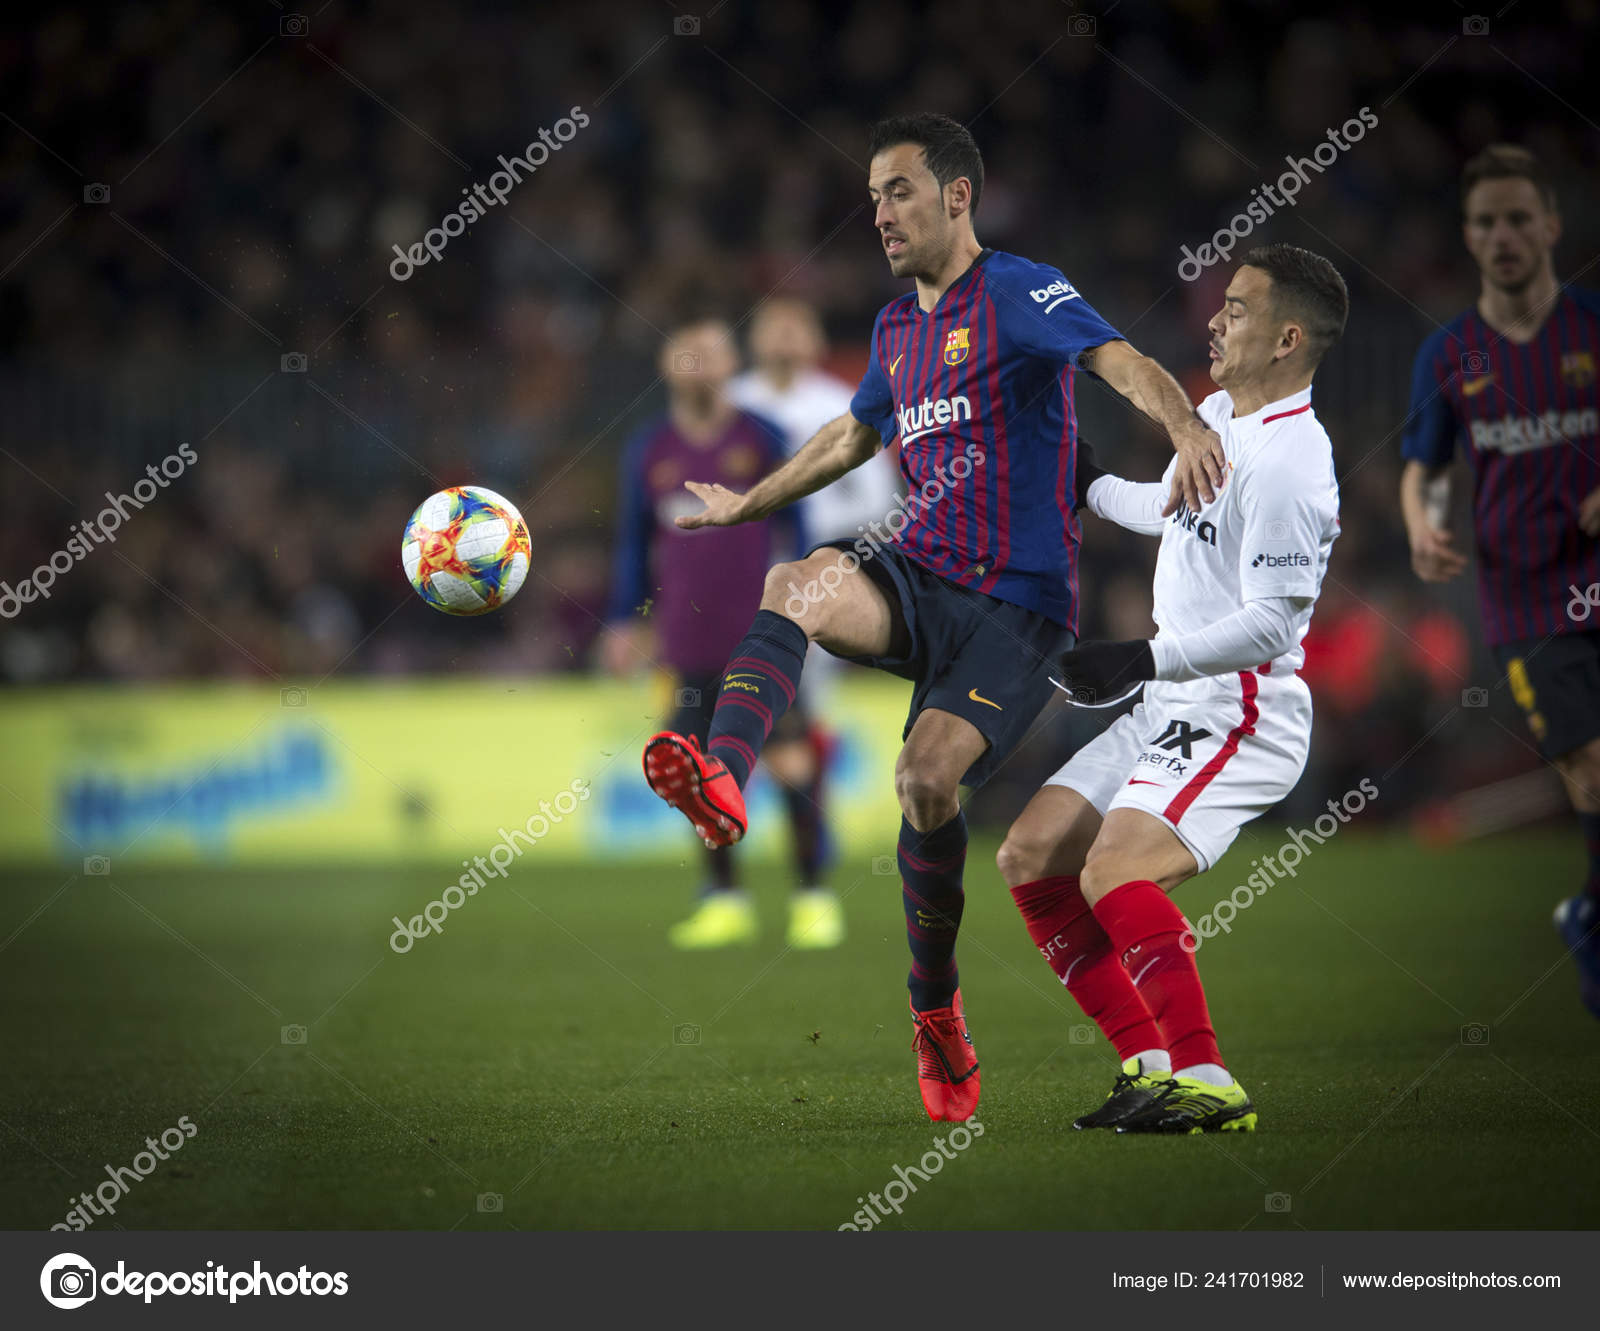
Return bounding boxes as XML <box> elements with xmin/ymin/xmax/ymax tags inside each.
<box><xmin>402</xmin><ymin>486</ymin><xmax>531</xmax><ymax>615</ymax></box>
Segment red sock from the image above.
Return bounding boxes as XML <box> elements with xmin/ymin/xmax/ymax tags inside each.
<box><xmin>1009</xmin><ymin>875</ymin><xmax>1164</xmax><ymax>1063</ymax></box>
<box><xmin>1090</xmin><ymin>880</ymin><xmax>1223</xmax><ymax>1072</ymax></box>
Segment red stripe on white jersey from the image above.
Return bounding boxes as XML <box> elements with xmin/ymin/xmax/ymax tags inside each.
<box><xmin>1163</xmin><ymin>671</ymin><xmax>1260</xmax><ymax>824</ymax></box>
<box><xmin>1261</xmin><ymin>403</ymin><xmax>1312</xmax><ymax>425</ymax></box>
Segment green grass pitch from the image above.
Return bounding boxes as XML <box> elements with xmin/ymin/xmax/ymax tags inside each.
<box><xmin>2</xmin><ymin>829</ymin><xmax>1597</xmax><ymax>1230</ymax></box>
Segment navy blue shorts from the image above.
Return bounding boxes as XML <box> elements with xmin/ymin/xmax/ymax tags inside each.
<box><xmin>813</xmin><ymin>541</ymin><xmax>1075</xmax><ymax>788</ymax></box>
<box><xmin>1492</xmin><ymin>632</ymin><xmax>1600</xmax><ymax>761</ymax></box>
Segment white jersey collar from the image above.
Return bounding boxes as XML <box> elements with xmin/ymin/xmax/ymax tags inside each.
<box><xmin>1227</xmin><ymin>385</ymin><xmax>1313</xmax><ymax>431</ymax></box>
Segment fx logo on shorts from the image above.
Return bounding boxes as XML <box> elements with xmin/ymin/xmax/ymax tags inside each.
<box><xmin>1150</xmin><ymin>719</ymin><xmax>1213</xmax><ymax>760</ymax></box>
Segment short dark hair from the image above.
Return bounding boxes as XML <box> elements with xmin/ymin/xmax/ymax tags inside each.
<box><xmin>867</xmin><ymin>113</ymin><xmax>984</xmax><ymax>215</ymax></box>
<box><xmin>1239</xmin><ymin>244</ymin><xmax>1349</xmax><ymax>364</ymax></box>
<box><xmin>1461</xmin><ymin>143</ymin><xmax>1558</xmax><ymax>212</ymax></box>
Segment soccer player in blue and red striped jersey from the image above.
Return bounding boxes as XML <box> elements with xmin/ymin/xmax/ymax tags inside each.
<box><xmin>641</xmin><ymin>113</ymin><xmax>1225</xmax><ymax>1121</ymax></box>
<box><xmin>1401</xmin><ymin>145</ymin><xmax>1600</xmax><ymax>1018</ymax></box>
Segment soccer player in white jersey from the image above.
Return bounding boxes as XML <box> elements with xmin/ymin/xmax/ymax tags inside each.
<box><xmin>996</xmin><ymin>244</ymin><xmax>1348</xmax><ymax>1133</ymax></box>
<box><xmin>728</xmin><ymin>298</ymin><xmax>901</xmax><ymax>543</ymax></box>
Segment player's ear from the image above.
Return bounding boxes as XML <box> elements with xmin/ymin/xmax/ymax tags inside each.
<box><xmin>1277</xmin><ymin>324</ymin><xmax>1302</xmax><ymax>362</ymax></box>
<box><xmin>945</xmin><ymin>176</ymin><xmax>972</xmax><ymax>221</ymax></box>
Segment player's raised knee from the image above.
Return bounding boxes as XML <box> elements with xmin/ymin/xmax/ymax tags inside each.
<box><xmin>761</xmin><ymin>559</ymin><xmax>825</xmax><ymax>627</ymax></box>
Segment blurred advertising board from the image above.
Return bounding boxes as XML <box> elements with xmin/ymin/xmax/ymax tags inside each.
<box><xmin>0</xmin><ymin>676</ymin><xmax>907</xmax><ymax>865</ymax></box>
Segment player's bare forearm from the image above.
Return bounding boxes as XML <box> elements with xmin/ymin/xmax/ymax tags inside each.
<box><xmin>1400</xmin><ymin>459</ymin><xmax>1467</xmax><ymax>582</ymax></box>
<box><xmin>1399</xmin><ymin>460</ymin><xmax>1451</xmax><ymax>538</ymax></box>
<box><xmin>1080</xmin><ymin>339</ymin><xmax>1224</xmax><ymax>514</ymax></box>
<box><xmin>676</xmin><ymin>413</ymin><xmax>879</xmax><ymax>529</ymax></box>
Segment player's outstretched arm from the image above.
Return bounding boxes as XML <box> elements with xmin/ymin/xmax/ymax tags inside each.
<box><xmin>1057</xmin><ymin>598</ymin><xmax>1308</xmax><ymax>700</ymax></box>
<box><xmin>1083</xmin><ymin>472</ymin><xmax>1167</xmax><ymax>536</ymax></box>
<box><xmin>1079</xmin><ymin>339</ymin><xmax>1224</xmax><ymax>516</ymax></box>
<box><xmin>675</xmin><ymin>413</ymin><xmax>880</xmax><ymax>529</ymax></box>
<box><xmin>1399</xmin><ymin>459</ymin><xmax>1468</xmax><ymax>582</ymax></box>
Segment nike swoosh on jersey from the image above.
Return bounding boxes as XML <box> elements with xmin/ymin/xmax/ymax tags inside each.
<box><xmin>890</xmin><ymin>353</ymin><xmax>904</xmax><ymax>376</ymax></box>
<box><xmin>1461</xmin><ymin>373</ymin><xmax>1496</xmax><ymax>397</ymax></box>
<box><xmin>1126</xmin><ymin>779</ymin><xmax>1163</xmax><ymax>787</ymax></box>
<box><xmin>967</xmin><ymin>688</ymin><xmax>1002</xmax><ymax>710</ymax></box>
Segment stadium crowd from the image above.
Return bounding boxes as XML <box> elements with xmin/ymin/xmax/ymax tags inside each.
<box><xmin>2</xmin><ymin>0</ymin><xmax>1594</xmax><ymax>817</ymax></box>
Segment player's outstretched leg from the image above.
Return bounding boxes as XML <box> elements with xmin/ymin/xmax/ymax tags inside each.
<box><xmin>999</xmin><ymin>789</ymin><xmax>1172</xmax><ymax>1128</ymax></box>
<box><xmin>643</xmin><ymin>549</ymin><xmax>896</xmax><ymax>854</ymax></box>
<box><xmin>642</xmin><ymin>608</ymin><xmax>807</xmax><ymax>849</ymax></box>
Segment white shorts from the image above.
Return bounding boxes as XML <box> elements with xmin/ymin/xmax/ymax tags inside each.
<box><xmin>1044</xmin><ymin>669</ymin><xmax>1312</xmax><ymax>872</ymax></box>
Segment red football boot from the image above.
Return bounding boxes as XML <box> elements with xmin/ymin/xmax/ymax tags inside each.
<box><xmin>910</xmin><ymin>987</ymin><xmax>981</xmax><ymax>1122</ymax></box>
<box><xmin>642</xmin><ymin>731</ymin><xmax>747</xmax><ymax>849</ymax></box>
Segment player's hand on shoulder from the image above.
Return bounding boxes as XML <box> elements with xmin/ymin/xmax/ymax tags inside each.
<box><xmin>677</xmin><ymin>481</ymin><xmax>748</xmax><ymax>528</ymax></box>
<box><xmin>1580</xmin><ymin>486</ymin><xmax>1600</xmax><ymax>538</ymax></box>
<box><xmin>1164</xmin><ymin>418</ymin><xmax>1225</xmax><ymax>516</ymax></box>
<box><xmin>1408</xmin><ymin>524</ymin><xmax>1468</xmax><ymax>582</ymax></box>
<box><xmin>1057</xmin><ymin>638</ymin><xmax>1156</xmax><ymax>702</ymax></box>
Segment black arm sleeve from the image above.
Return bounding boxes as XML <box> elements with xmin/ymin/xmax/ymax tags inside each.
<box><xmin>1074</xmin><ymin>436</ymin><xmax>1107</xmax><ymax>512</ymax></box>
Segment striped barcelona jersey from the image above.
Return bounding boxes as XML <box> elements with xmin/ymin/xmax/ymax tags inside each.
<box><xmin>849</xmin><ymin>248</ymin><xmax>1124</xmax><ymax>628</ymax></box>
<box><xmin>1403</xmin><ymin>287</ymin><xmax>1600</xmax><ymax>645</ymax></box>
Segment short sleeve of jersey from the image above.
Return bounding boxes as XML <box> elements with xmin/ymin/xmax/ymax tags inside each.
<box><xmin>992</xmin><ymin>260</ymin><xmax>1124</xmax><ymax>367</ymax></box>
<box><xmin>1400</xmin><ymin>328</ymin><xmax>1457</xmax><ymax>465</ymax></box>
<box><xmin>1237</xmin><ymin>439</ymin><xmax>1335</xmax><ymax>600</ymax></box>
<box><xmin>850</xmin><ymin>311</ymin><xmax>897</xmax><ymax>444</ymax></box>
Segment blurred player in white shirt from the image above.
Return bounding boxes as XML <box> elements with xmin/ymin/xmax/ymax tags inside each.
<box><xmin>729</xmin><ymin>298</ymin><xmax>901</xmax><ymax>542</ymax></box>
<box><xmin>996</xmin><ymin>245</ymin><xmax>1349</xmax><ymax>1135</ymax></box>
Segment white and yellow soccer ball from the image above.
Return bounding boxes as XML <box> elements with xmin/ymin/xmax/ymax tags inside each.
<box><xmin>401</xmin><ymin>485</ymin><xmax>531</xmax><ymax>615</ymax></box>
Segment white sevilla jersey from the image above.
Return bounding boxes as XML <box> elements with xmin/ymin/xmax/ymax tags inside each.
<box><xmin>729</xmin><ymin>367</ymin><xmax>901</xmax><ymax>543</ymax></box>
<box><xmin>1151</xmin><ymin>386</ymin><xmax>1339</xmax><ymax>675</ymax></box>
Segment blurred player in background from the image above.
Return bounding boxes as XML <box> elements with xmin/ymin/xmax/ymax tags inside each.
<box><xmin>604</xmin><ymin>316</ymin><xmax>844</xmax><ymax>951</ymax></box>
<box><xmin>1400</xmin><ymin>146</ymin><xmax>1600</xmax><ymax>1018</ymax></box>
<box><xmin>729</xmin><ymin>298</ymin><xmax>902</xmax><ymax>544</ymax></box>
<box><xmin>641</xmin><ymin>113</ymin><xmax>1223</xmax><ymax>1122</ymax></box>
<box><xmin>727</xmin><ymin>298</ymin><xmax>904</xmax><ymax>939</ymax></box>
<box><xmin>999</xmin><ymin>246</ymin><xmax>1346</xmax><ymax>1133</ymax></box>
